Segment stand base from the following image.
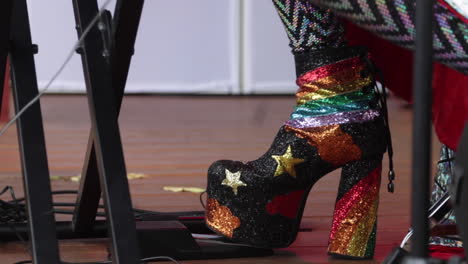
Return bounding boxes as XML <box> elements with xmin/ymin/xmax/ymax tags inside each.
<box><xmin>0</xmin><ymin>219</ymin><xmax>274</xmax><ymax>260</ymax></box>
<box><xmin>135</xmin><ymin>220</ymin><xmax>273</xmax><ymax>260</ymax></box>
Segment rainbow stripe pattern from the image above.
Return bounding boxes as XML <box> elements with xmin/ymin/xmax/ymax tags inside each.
<box><xmin>329</xmin><ymin>165</ymin><xmax>382</xmax><ymax>258</ymax></box>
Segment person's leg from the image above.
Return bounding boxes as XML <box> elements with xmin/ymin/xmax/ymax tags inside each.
<box><xmin>205</xmin><ymin>0</ymin><xmax>389</xmax><ymax>259</ymax></box>
<box><xmin>271</xmin><ymin>0</ymin><xmax>346</xmax><ymax>52</ymax></box>
<box><xmin>272</xmin><ymin>1</ymin><xmax>388</xmax><ymax>258</ymax></box>
<box><xmin>313</xmin><ymin>0</ymin><xmax>468</xmax><ymax>74</ymax></box>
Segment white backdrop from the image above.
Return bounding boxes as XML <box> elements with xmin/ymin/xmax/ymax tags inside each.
<box><xmin>26</xmin><ymin>0</ymin><xmax>297</xmax><ymax>94</ymax></box>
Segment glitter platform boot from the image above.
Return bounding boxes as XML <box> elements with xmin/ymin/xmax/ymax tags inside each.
<box><xmin>205</xmin><ymin>46</ymin><xmax>394</xmax><ymax>259</ymax></box>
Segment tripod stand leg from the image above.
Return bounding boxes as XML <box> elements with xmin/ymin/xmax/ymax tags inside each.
<box><xmin>73</xmin><ymin>0</ymin><xmax>145</xmax><ymax>233</ymax></box>
<box><xmin>9</xmin><ymin>0</ymin><xmax>61</xmax><ymax>263</ymax></box>
<box><xmin>72</xmin><ymin>0</ymin><xmax>141</xmax><ymax>262</ymax></box>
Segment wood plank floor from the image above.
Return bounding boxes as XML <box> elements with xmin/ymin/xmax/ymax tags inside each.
<box><xmin>0</xmin><ymin>95</ymin><xmax>441</xmax><ymax>263</ymax></box>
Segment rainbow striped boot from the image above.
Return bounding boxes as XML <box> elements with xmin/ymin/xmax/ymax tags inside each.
<box><xmin>205</xmin><ymin>46</ymin><xmax>393</xmax><ymax>259</ymax></box>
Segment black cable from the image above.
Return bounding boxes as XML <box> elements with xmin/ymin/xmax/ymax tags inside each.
<box><xmin>5</xmin><ymin>187</ymin><xmax>201</xmax><ymax>264</ymax></box>
<box><xmin>51</xmin><ymin>202</ymin><xmax>103</xmax><ymax>208</ymax></box>
<box><xmin>141</xmin><ymin>256</ymin><xmax>181</xmax><ymax>263</ymax></box>
<box><xmin>10</xmin><ymin>190</ymin><xmax>78</xmax><ymax>204</ymax></box>
<box><xmin>12</xmin><ymin>189</ymin><xmax>203</xmax><ymax>218</ymax></box>
<box><xmin>2</xmin><ymin>187</ymin><xmax>32</xmax><ymax>264</ymax></box>
<box><xmin>52</xmin><ymin>209</ymin><xmax>106</xmax><ymax>217</ymax></box>
<box><xmin>7</xmin><ymin>223</ymin><xmax>31</xmax><ymax>255</ymax></box>
<box><xmin>374</xmin><ymin>66</ymin><xmax>395</xmax><ymax>193</ymax></box>
<box><xmin>0</xmin><ymin>186</ymin><xmax>19</xmax><ymax>203</ymax></box>
<box><xmin>199</xmin><ymin>191</ymin><xmax>206</xmax><ymax>209</ymax></box>
<box><xmin>15</xmin><ymin>255</ymin><xmax>182</xmax><ymax>264</ymax></box>
<box><xmin>1</xmin><ymin>188</ymin><xmax>205</xmax><ymax>224</ymax></box>
<box><xmin>434</xmin><ymin>180</ymin><xmax>447</xmax><ymax>193</ymax></box>
<box><xmin>61</xmin><ymin>256</ymin><xmax>182</xmax><ymax>264</ymax></box>
<box><xmin>362</xmin><ymin>55</ymin><xmax>395</xmax><ymax>193</ymax></box>
<box><xmin>0</xmin><ymin>187</ymin><xmax>27</xmax><ymax>224</ymax></box>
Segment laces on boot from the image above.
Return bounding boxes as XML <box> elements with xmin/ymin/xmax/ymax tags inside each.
<box><xmin>362</xmin><ymin>55</ymin><xmax>396</xmax><ymax>193</ymax></box>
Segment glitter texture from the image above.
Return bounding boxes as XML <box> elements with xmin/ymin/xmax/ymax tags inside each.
<box><xmin>205</xmin><ymin>198</ymin><xmax>241</xmax><ymax>238</ymax></box>
<box><xmin>221</xmin><ymin>169</ymin><xmax>247</xmax><ymax>195</ymax></box>
<box><xmin>205</xmin><ymin>47</ymin><xmax>388</xmax><ymax>256</ymax></box>
<box><xmin>328</xmin><ymin>164</ymin><xmax>382</xmax><ymax>258</ymax></box>
<box><xmin>297</xmin><ymin>57</ymin><xmax>365</xmax><ymax>84</ymax></box>
<box><xmin>296</xmin><ymin>77</ymin><xmax>372</xmax><ymax>103</ymax></box>
<box><xmin>285</xmin><ymin>124</ymin><xmax>362</xmax><ymax>166</ymax></box>
<box><xmin>287</xmin><ymin>110</ymin><xmax>380</xmax><ymax>128</ymax></box>
<box><xmin>347</xmin><ymin>200</ymin><xmax>378</xmax><ymax>256</ymax></box>
<box><xmin>271</xmin><ymin>145</ymin><xmax>306</xmax><ymax>177</ymax></box>
<box><xmin>291</xmin><ymin>90</ymin><xmax>375</xmax><ymax>119</ymax></box>
<box><xmin>296</xmin><ymin>57</ymin><xmax>373</xmax><ymax>103</ymax></box>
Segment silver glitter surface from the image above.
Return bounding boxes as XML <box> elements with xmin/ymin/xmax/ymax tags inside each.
<box><xmin>286</xmin><ymin>109</ymin><xmax>380</xmax><ymax>129</ymax></box>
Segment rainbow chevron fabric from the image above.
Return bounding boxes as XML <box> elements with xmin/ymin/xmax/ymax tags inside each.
<box><xmin>273</xmin><ymin>0</ymin><xmax>468</xmax><ymax>74</ymax></box>
<box><xmin>272</xmin><ymin>0</ymin><xmax>346</xmax><ymax>52</ymax></box>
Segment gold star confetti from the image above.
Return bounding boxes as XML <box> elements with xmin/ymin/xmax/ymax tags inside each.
<box><xmin>163</xmin><ymin>186</ymin><xmax>205</xmax><ymax>193</ymax></box>
<box><xmin>272</xmin><ymin>145</ymin><xmax>305</xmax><ymax>178</ymax></box>
<box><xmin>221</xmin><ymin>169</ymin><xmax>247</xmax><ymax>195</ymax></box>
<box><xmin>50</xmin><ymin>173</ymin><xmax>149</xmax><ymax>182</ymax></box>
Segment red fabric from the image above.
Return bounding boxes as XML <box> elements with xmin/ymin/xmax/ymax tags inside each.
<box><xmin>432</xmin><ymin>64</ymin><xmax>468</xmax><ymax>150</ymax></box>
<box><xmin>265</xmin><ymin>190</ymin><xmax>305</xmax><ymax>219</ymax></box>
<box><xmin>345</xmin><ymin>22</ymin><xmax>468</xmax><ymax>150</ymax></box>
<box><xmin>1</xmin><ymin>61</ymin><xmax>9</xmax><ymax>123</ymax></box>
<box><xmin>429</xmin><ymin>245</ymin><xmax>465</xmax><ymax>260</ymax></box>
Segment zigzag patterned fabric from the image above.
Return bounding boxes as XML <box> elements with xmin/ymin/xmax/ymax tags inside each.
<box><xmin>272</xmin><ymin>0</ymin><xmax>346</xmax><ymax>52</ymax></box>
<box><xmin>314</xmin><ymin>0</ymin><xmax>468</xmax><ymax>74</ymax></box>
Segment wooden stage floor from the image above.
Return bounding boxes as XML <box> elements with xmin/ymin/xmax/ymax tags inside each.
<box><xmin>0</xmin><ymin>95</ymin><xmax>441</xmax><ymax>263</ymax></box>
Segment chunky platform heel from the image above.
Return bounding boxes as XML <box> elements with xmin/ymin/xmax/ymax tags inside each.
<box><xmin>205</xmin><ymin>46</ymin><xmax>394</xmax><ymax>258</ymax></box>
<box><xmin>328</xmin><ymin>156</ymin><xmax>383</xmax><ymax>259</ymax></box>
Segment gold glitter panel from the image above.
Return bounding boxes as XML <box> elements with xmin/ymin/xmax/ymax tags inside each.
<box><xmin>205</xmin><ymin>198</ymin><xmax>241</xmax><ymax>238</ymax></box>
<box><xmin>346</xmin><ymin>199</ymin><xmax>379</xmax><ymax>256</ymax></box>
<box><xmin>285</xmin><ymin>125</ymin><xmax>361</xmax><ymax>166</ymax></box>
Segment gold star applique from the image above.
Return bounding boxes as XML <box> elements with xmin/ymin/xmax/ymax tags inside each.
<box><xmin>221</xmin><ymin>169</ymin><xmax>247</xmax><ymax>195</ymax></box>
<box><xmin>272</xmin><ymin>145</ymin><xmax>305</xmax><ymax>178</ymax></box>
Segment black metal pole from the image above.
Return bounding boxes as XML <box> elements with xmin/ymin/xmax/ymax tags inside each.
<box><xmin>73</xmin><ymin>0</ymin><xmax>145</xmax><ymax>232</ymax></box>
<box><xmin>71</xmin><ymin>0</ymin><xmax>141</xmax><ymax>262</ymax></box>
<box><xmin>410</xmin><ymin>0</ymin><xmax>434</xmax><ymax>258</ymax></box>
<box><xmin>9</xmin><ymin>0</ymin><xmax>61</xmax><ymax>262</ymax></box>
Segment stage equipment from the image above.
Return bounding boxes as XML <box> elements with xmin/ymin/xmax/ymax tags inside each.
<box><xmin>0</xmin><ymin>0</ymin><xmax>273</xmax><ymax>262</ymax></box>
